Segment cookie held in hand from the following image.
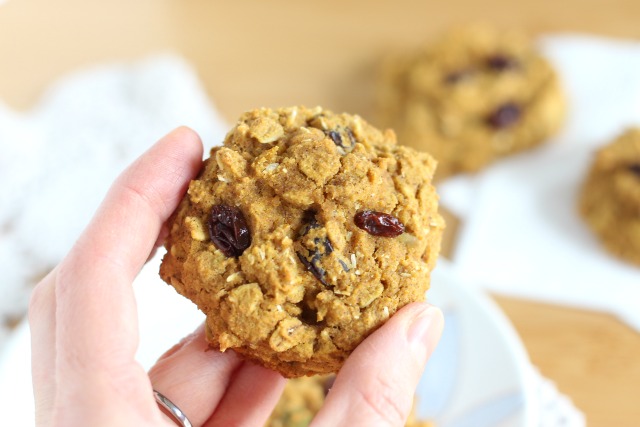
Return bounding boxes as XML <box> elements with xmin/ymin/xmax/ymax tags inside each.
<box><xmin>160</xmin><ymin>106</ymin><xmax>444</xmax><ymax>377</ymax></box>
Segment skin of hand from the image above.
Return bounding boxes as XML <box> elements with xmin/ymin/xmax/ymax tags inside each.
<box><xmin>28</xmin><ymin>127</ymin><xmax>444</xmax><ymax>427</ymax></box>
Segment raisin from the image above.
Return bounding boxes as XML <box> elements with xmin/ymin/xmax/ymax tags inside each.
<box><xmin>296</xmin><ymin>212</ymin><xmax>353</xmax><ymax>285</ymax></box>
<box><xmin>296</xmin><ymin>217</ymin><xmax>333</xmax><ymax>286</ymax></box>
<box><xmin>345</xmin><ymin>128</ymin><xmax>357</xmax><ymax>147</ymax></box>
<box><xmin>487</xmin><ymin>102</ymin><xmax>521</xmax><ymax>129</ymax></box>
<box><xmin>325</xmin><ymin>127</ymin><xmax>356</xmax><ymax>154</ymax></box>
<box><xmin>354</xmin><ymin>210</ymin><xmax>405</xmax><ymax>237</ymax></box>
<box><xmin>326</xmin><ymin>130</ymin><xmax>343</xmax><ymax>147</ymax></box>
<box><xmin>299</xmin><ymin>217</ymin><xmax>321</xmax><ymax>235</ymax></box>
<box><xmin>486</xmin><ymin>55</ymin><xmax>520</xmax><ymax>71</ymax></box>
<box><xmin>444</xmin><ymin>68</ymin><xmax>474</xmax><ymax>84</ymax></box>
<box><xmin>297</xmin><ymin>249</ymin><xmax>329</xmax><ymax>286</ymax></box>
<box><xmin>629</xmin><ymin>164</ymin><xmax>640</xmax><ymax>176</ymax></box>
<box><xmin>338</xmin><ymin>259</ymin><xmax>351</xmax><ymax>272</ymax></box>
<box><xmin>207</xmin><ymin>205</ymin><xmax>251</xmax><ymax>257</ymax></box>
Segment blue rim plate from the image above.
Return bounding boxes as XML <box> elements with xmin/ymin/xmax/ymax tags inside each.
<box><xmin>420</xmin><ymin>260</ymin><xmax>538</xmax><ymax>427</ymax></box>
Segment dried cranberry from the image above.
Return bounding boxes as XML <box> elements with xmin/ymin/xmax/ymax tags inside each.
<box><xmin>486</xmin><ymin>55</ymin><xmax>520</xmax><ymax>71</ymax></box>
<box><xmin>487</xmin><ymin>102</ymin><xmax>522</xmax><ymax>129</ymax></box>
<box><xmin>207</xmin><ymin>205</ymin><xmax>251</xmax><ymax>257</ymax></box>
<box><xmin>629</xmin><ymin>163</ymin><xmax>640</xmax><ymax>176</ymax></box>
<box><xmin>354</xmin><ymin>210</ymin><xmax>405</xmax><ymax>237</ymax></box>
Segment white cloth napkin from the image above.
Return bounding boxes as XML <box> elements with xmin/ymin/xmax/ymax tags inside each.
<box><xmin>0</xmin><ymin>54</ymin><xmax>226</xmax><ymax>346</ymax></box>
<box><xmin>440</xmin><ymin>35</ymin><xmax>640</xmax><ymax>331</ymax></box>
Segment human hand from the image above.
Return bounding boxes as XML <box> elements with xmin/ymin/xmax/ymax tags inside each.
<box><xmin>29</xmin><ymin>127</ymin><xmax>444</xmax><ymax>427</ymax></box>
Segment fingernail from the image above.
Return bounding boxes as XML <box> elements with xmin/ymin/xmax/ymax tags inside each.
<box><xmin>407</xmin><ymin>304</ymin><xmax>443</xmax><ymax>363</ymax></box>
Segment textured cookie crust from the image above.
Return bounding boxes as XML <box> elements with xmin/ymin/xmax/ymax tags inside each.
<box><xmin>160</xmin><ymin>106</ymin><xmax>444</xmax><ymax>377</ymax></box>
<box><xmin>377</xmin><ymin>24</ymin><xmax>566</xmax><ymax>180</ymax></box>
<box><xmin>580</xmin><ymin>129</ymin><xmax>640</xmax><ymax>265</ymax></box>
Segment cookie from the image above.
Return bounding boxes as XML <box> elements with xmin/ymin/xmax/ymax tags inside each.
<box><xmin>266</xmin><ymin>376</ymin><xmax>327</xmax><ymax>427</ymax></box>
<box><xmin>160</xmin><ymin>106</ymin><xmax>444</xmax><ymax>377</ymax></box>
<box><xmin>377</xmin><ymin>24</ymin><xmax>565</xmax><ymax>179</ymax></box>
<box><xmin>580</xmin><ymin>128</ymin><xmax>640</xmax><ymax>265</ymax></box>
<box><xmin>266</xmin><ymin>375</ymin><xmax>435</xmax><ymax>427</ymax></box>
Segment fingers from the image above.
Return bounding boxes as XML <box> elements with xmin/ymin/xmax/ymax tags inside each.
<box><xmin>55</xmin><ymin>127</ymin><xmax>203</xmax><ymax>371</ymax></box>
<box><xmin>70</xmin><ymin>126</ymin><xmax>203</xmax><ymax>281</ymax></box>
<box><xmin>148</xmin><ymin>325</ymin><xmax>244</xmax><ymax>427</ymax></box>
<box><xmin>204</xmin><ymin>362</ymin><xmax>286</xmax><ymax>427</ymax></box>
<box><xmin>28</xmin><ymin>128</ymin><xmax>204</xmax><ymax>425</ymax></box>
<box><xmin>149</xmin><ymin>324</ymin><xmax>286</xmax><ymax>427</ymax></box>
<box><xmin>311</xmin><ymin>303</ymin><xmax>444</xmax><ymax>427</ymax></box>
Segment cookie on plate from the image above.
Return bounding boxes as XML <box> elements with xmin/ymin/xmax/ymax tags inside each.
<box><xmin>377</xmin><ymin>24</ymin><xmax>565</xmax><ymax>180</ymax></box>
<box><xmin>580</xmin><ymin>128</ymin><xmax>640</xmax><ymax>265</ymax></box>
<box><xmin>160</xmin><ymin>106</ymin><xmax>445</xmax><ymax>377</ymax></box>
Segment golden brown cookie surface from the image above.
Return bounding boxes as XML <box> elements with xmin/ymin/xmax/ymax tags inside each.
<box><xmin>160</xmin><ymin>106</ymin><xmax>444</xmax><ymax>377</ymax></box>
<box><xmin>580</xmin><ymin>128</ymin><xmax>640</xmax><ymax>265</ymax></box>
<box><xmin>378</xmin><ymin>24</ymin><xmax>565</xmax><ymax>180</ymax></box>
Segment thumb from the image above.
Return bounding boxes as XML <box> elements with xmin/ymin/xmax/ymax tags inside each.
<box><xmin>311</xmin><ymin>303</ymin><xmax>444</xmax><ymax>427</ymax></box>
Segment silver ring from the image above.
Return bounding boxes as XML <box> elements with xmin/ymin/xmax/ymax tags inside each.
<box><xmin>154</xmin><ymin>390</ymin><xmax>193</xmax><ymax>427</ymax></box>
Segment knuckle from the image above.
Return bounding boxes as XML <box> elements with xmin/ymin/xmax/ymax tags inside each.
<box><xmin>54</xmin><ymin>259</ymin><xmax>81</xmax><ymax>297</ymax></box>
<box><xmin>356</xmin><ymin>374</ymin><xmax>409</xmax><ymax>426</ymax></box>
<box><xmin>122</xmin><ymin>179</ymin><xmax>160</xmax><ymax>215</ymax></box>
<box><xmin>28</xmin><ymin>281</ymin><xmax>51</xmax><ymax>322</ymax></box>
<box><xmin>120</xmin><ymin>176</ymin><xmax>169</xmax><ymax>225</ymax></box>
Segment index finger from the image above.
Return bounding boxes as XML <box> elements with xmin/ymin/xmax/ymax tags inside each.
<box><xmin>55</xmin><ymin>127</ymin><xmax>203</xmax><ymax>368</ymax></box>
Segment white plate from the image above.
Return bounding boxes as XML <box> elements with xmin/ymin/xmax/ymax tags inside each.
<box><xmin>0</xmin><ymin>258</ymin><xmax>536</xmax><ymax>426</ymax></box>
<box><xmin>420</xmin><ymin>260</ymin><xmax>537</xmax><ymax>427</ymax></box>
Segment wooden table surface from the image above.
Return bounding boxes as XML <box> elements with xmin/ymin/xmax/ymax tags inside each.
<box><xmin>2</xmin><ymin>1</ymin><xmax>639</xmax><ymax>425</ymax></box>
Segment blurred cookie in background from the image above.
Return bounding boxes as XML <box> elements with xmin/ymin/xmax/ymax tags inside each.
<box><xmin>266</xmin><ymin>375</ymin><xmax>434</xmax><ymax>427</ymax></box>
<box><xmin>580</xmin><ymin>128</ymin><xmax>640</xmax><ymax>265</ymax></box>
<box><xmin>377</xmin><ymin>24</ymin><xmax>566</xmax><ymax>180</ymax></box>
<box><xmin>266</xmin><ymin>376</ymin><xmax>326</xmax><ymax>427</ymax></box>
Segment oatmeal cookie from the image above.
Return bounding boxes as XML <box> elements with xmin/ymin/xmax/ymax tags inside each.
<box><xmin>160</xmin><ymin>106</ymin><xmax>444</xmax><ymax>377</ymax></box>
<box><xmin>266</xmin><ymin>375</ymin><xmax>434</xmax><ymax>427</ymax></box>
<box><xmin>377</xmin><ymin>24</ymin><xmax>565</xmax><ymax>179</ymax></box>
<box><xmin>580</xmin><ymin>128</ymin><xmax>640</xmax><ymax>265</ymax></box>
<box><xmin>266</xmin><ymin>376</ymin><xmax>327</xmax><ymax>427</ymax></box>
